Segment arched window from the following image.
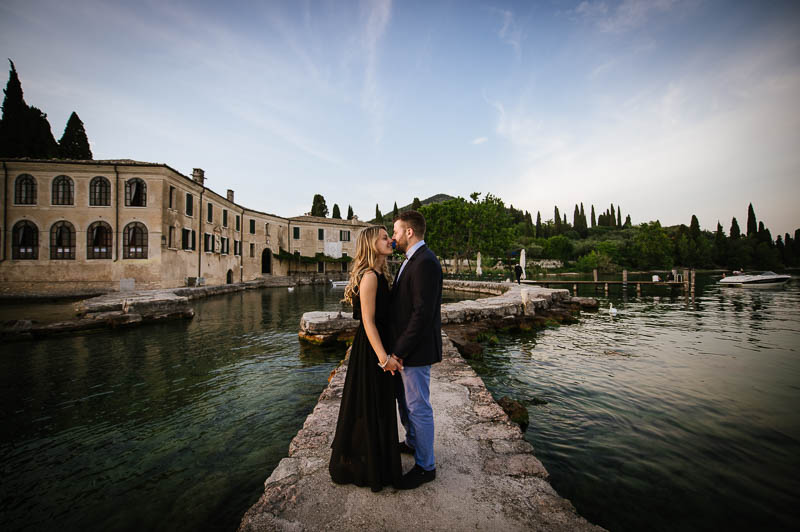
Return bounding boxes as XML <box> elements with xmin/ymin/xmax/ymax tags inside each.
<box><xmin>90</xmin><ymin>176</ymin><xmax>111</xmax><ymax>206</ymax></box>
<box><xmin>50</xmin><ymin>221</ymin><xmax>76</xmax><ymax>259</ymax></box>
<box><xmin>12</xmin><ymin>220</ymin><xmax>38</xmax><ymax>259</ymax></box>
<box><xmin>52</xmin><ymin>175</ymin><xmax>74</xmax><ymax>205</ymax></box>
<box><xmin>87</xmin><ymin>221</ymin><xmax>113</xmax><ymax>259</ymax></box>
<box><xmin>14</xmin><ymin>174</ymin><xmax>37</xmax><ymax>204</ymax></box>
<box><xmin>125</xmin><ymin>178</ymin><xmax>147</xmax><ymax>207</ymax></box>
<box><xmin>123</xmin><ymin>222</ymin><xmax>148</xmax><ymax>258</ymax></box>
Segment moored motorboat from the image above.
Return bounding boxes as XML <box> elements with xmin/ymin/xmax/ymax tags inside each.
<box><xmin>719</xmin><ymin>271</ymin><xmax>791</xmax><ymax>288</ymax></box>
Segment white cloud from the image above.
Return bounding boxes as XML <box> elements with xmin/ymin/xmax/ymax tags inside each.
<box><xmin>361</xmin><ymin>0</ymin><xmax>393</xmax><ymax>143</ymax></box>
<box><xmin>574</xmin><ymin>0</ymin><xmax>678</xmax><ymax>33</ymax></box>
<box><xmin>493</xmin><ymin>8</ymin><xmax>523</xmax><ymax>56</ymax></box>
<box><xmin>472</xmin><ymin>137</ymin><xmax>488</xmax><ymax>145</ymax></box>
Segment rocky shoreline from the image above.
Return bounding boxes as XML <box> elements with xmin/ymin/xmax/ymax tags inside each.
<box><xmin>0</xmin><ymin>273</ymin><xmax>347</xmax><ymax>341</ymax></box>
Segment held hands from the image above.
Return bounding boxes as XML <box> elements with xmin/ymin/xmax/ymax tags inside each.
<box><xmin>381</xmin><ymin>354</ymin><xmax>403</xmax><ymax>375</ymax></box>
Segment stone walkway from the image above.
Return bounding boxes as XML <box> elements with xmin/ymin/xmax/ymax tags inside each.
<box><xmin>238</xmin><ymin>336</ymin><xmax>604</xmax><ymax>532</ymax></box>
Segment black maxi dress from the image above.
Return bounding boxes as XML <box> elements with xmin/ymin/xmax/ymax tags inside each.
<box><xmin>329</xmin><ymin>271</ymin><xmax>402</xmax><ymax>492</ymax></box>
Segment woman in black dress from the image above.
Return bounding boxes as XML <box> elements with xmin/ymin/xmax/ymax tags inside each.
<box><xmin>329</xmin><ymin>225</ymin><xmax>403</xmax><ymax>492</ymax></box>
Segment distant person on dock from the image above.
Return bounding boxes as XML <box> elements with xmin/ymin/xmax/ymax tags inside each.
<box><xmin>329</xmin><ymin>225</ymin><xmax>403</xmax><ymax>492</ymax></box>
<box><xmin>390</xmin><ymin>210</ymin><xmax>443</xmax><ymax>489</ymax></box>
<box><xmin>514</xmin><ymin>264</ymin><xmax>523</xmax><ymax>284</ymax></box>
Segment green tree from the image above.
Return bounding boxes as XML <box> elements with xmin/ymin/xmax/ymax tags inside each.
<box><xmin>624</xmin><ymin>214</ymin><xmax>632</xmax><ymax>228</ymax></box>
<box><xmin>374</xmin><ymin>204</ymin><xmax>382</xmax><ymax>222</ymax></box>
<box><xmin>347</xmin><ymin>205</ymin><xmax>354</xmax><ymax>220</ymax></box>
<box><xmin>58</xmin><ymin>111</ymin><xmax>92</xmax><ymax>159</ymax></box>
<box><xmin>0</xmin><ymin>60</ymin><xmax>58</xmax><ymax>158</ymax></box>
<box><xmin>543</xmin><ymin>235</ymin><xmax>574</xmax><ymax>262</ymax></box>
<box><xmin>393</xmin><ymin>201</ymin><xmax>399</xmax><ymax>220</ymax></box>
<box><xmin>712</xmin><ymin>222</ymin><xmax>727</xmax><ymax>266</ymax></box>
<box><xmin>412</xmin><ymin>197</ymin><xmax>422</xmax><ymax>210</ymax></box>
<box><xmin>617</xmin><ymin>206</ymin><xmax>622</xmax><ymax>227</ymax></box>
<box><xmin>535</xmin><ymin>211</ymin><xmax>542</xmax><ymax>237</ymax></box>
<box><xmin>632</xmin><ymin>221</ymin><xmax>673</xmax><ymax>269</ymax></box>
<box><xmin>554</xmin><ymin>206</ymin><xmax>562</xmax><ymax>234</ymax></box>
<box><xmin>590</xmin><ymin>205</ymin><xmax>596</xmax><ymax>228</ymax></box>
<box><xmin>331</xmin><ymin>204</ymin><xmax>341</xmax><ymax>219</ymax></box>
<box><xmin>746</xmin><ymin>203</ymin><xmax>757</xmax><ymax>237</ymax></box>
<box><xmin>730</xmin><ymin>217</ymin><xmax>741</xmax><ymax>239</ymax></box>
<box><xmin>311</xmin><ymin>194</ymin><xmax>328</xmax><ymax>217</ymax></box>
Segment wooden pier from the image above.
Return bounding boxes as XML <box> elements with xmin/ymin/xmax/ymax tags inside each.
<box><xmin>521</xmin><ymin>269</ymin><xmax>696</xmax><ymax>297</ymax></box>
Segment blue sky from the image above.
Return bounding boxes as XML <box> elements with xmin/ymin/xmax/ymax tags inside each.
<box><xmin>2</xmin><ymin>0</ymin><xmax>798</xmax><ymax>237</ymax></box>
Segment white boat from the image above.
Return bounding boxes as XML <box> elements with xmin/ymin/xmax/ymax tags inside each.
<box><xmin>330</xmin><ymin>280</ymin><xmax>349</xmax><ymax>288</ymax></box>
<box><xmin>719</xmin><ymin>271</ymin><xmax>791</xmax><ymax>288</ymax></box>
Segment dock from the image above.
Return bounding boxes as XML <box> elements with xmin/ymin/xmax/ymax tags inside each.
<box><xmin>522</xmin><ymin>268</ymin><xmax>697</xmax><ymax>296</ymax></box>
<box><xmin>239</xmin><ymin>282</ymin><xmax>604</xmax><ymax>531</ymax></box>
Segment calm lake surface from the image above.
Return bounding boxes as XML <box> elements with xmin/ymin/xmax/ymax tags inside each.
<box><xmin>0</xmin><ymin>286</ymin><xmax>478</xmax><ymax>532</ymax></box>
<box><xmin>2</xmin><ymin>279</ymin><xmax>798</xmax><ymax>531</ymax></box>
<box><xmin>469</xmin><ymin>274</ymin><xmax>800</xmax><ymax>531</ymax></box>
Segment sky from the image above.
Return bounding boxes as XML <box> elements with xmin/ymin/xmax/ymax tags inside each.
<box><xmin>1</xmin><ymin>0</ymin><xmax>799</xmax><ymax>237</ymax></box>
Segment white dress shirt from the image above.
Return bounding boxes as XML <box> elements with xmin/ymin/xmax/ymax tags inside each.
<box><xmin>396</xmin><ymin>239</ymin><xmax>425</xmax><ymax>282</ymax></box>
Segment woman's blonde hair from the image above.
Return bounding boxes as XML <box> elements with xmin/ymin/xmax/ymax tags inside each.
<box><xmin>342</xmin><ymin>225</ymin><xmax>392</xmax><ymax>305</ymax></box>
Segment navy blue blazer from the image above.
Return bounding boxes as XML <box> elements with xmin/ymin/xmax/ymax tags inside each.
<box><xmin>391</xmin><ymin>244</ymin><xmax>443</xmax><ymax>366</ymax></box>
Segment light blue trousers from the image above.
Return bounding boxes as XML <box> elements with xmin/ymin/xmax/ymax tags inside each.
<box><xmin>397</xmin><ymin>365</ymin><xmax>435</xmax><ymax>471</ymax></box>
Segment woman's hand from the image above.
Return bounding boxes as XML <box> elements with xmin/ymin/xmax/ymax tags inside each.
<box><xmin>382</xmin><ymin>355</ymin><xmax>402</xmax><ymax>375</ymax></box>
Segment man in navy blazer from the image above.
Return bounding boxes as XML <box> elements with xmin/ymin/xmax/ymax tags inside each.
<box><xmin>389</xmin><ymin>210</ymin><xmax>442</xmax><ymax>489</ymax></box>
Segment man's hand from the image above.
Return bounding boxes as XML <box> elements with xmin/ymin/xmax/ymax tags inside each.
<box><xmin>391</xmin><ymin>354</ymin><xmax>404</xmax><ymax>371</ymax></box>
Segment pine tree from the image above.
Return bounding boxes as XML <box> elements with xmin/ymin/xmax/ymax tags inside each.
<box><xmin>746</xmin><ymin>204</ymin><xmax>757</xmax><ymax>237</ymax></box>
<box><xmin>412</xmin><ymin>197</ymin><xmax>422</xmax><ymax>210</ymax></box>
<box><xmin>311</xmin><ymin>194</ymin><xmax>328</xmax><ymax>217</ymax></box>
<box><xmin>347</xmin><ymin>205</ymin><xmax>354</xmax><ymax>220</ymax></box>
<box><xmin>332</xmin><ymin>204</ymin><xmax>341</xmax><ymax>219</ymax></box>
<box><xmin>393</xmin><ymin>202</ymin><xmax>399</xmax><ymax>219</ymax></box>
<box><xmin>591</xmin><ymin>205</ymin><xmax>596</xmax><ymax>228</ymax></box>
<box><xmin>58</xmin><ymin>111</ymin><xmax>92</xmax><ymax>159</ymax></box>
<box><xmin>536</xmin><ymin>211</ymin><xmax>542</xmax><ymax>238</ymax></box>
<box><xmin>0</xmin><ymin>60</ymin><xmax>58</xmax><ymax>158</ymax></box>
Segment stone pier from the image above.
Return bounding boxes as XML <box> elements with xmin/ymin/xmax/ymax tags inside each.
<box><xmin>240</xmin><ymin>281</ymin><xmax>603</xmax><ymax>531</ymax></box>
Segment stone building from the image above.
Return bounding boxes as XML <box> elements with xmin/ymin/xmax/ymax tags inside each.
<box><xmin>0</xmin><ymin>159</ymin><xmax>370</xmax><ymax>296</ymax></box>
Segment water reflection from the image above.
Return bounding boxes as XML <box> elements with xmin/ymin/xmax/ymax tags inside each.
<box><xmin>0</xmin><ymin>286</ymin><xmax>482</xmax><ymax>532</ymax></box>
<box><xmin>469</xmin><ymin>275</ymin><xmax>800</xmax><ymax>532</ymax></box>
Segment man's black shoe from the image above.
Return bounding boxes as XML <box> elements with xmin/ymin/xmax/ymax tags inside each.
<box><xmin>398</xmin><ymin>441</ymin><xmax>415</xmax><ymax>455</ymax></box>
<box><xmin>398</xmin><ymin>464</ymin><xmax>436</xmax><ymax>489</ymax></box>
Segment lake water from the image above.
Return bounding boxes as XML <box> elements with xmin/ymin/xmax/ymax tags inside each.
<box><xmin>468</xmin><ymin>274</ymin><xmax>800</xmax><ymax>531</ymax></box>
<box><xmin>0</xmin><ymin>286</ymin><xmax>478</xmax><ymax>532</ymax></box>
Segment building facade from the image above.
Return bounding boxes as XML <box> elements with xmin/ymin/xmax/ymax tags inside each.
<box><xmin>0</xmin><ymin>159</ymin><xmax>369</xmax><ymax>296</ymax></box>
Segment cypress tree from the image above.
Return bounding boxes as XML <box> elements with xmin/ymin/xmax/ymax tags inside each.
<box><xmin>347</xmin><ymin>205</ymin><xmax>354</xmax><ymax>220</ymax></box>
<box><xmin>554</xmin><ymin>206</ymin><xmax>561</xmax><ymax>234</ymax></box>
<box><xmin>412</xmin><ymin>197</ymin><xmax>422</xmax><ymax>210</ymax></box>
<box><xmin>393</xmin><ymin>202</ymin><xmax>399</xmax><ymax>219</ymax></box>
<box><xmin>332</xmin><ymin>204</ymin><xmax>341</xmax><ymax>219</ymax></box>
<box><xmin>617</xmin><ymin>206</ymin><xmax>622</xmax><ymax>227</ymax></box>
<box><xmin>609</xmin><ymin>203</ymin><xmax>616</xmax><ymax>227</ymax></box>
<box><xmin>311</xmin><ymin>194</ymin><xmax>328</xmax><ymax>217</ymax></box>
<box><xmin>375</xmin><ymin>204</ymin><xmax>382</xmax><ymax>222</ymax></box>
<box><xmin>536</xmin><ymin>211</ymin><xmax>542</xmax><ymax>237</ymax></box>
<box><xmin>0</xmin><ymin>60</ymin><xmax>58</xmax><ymax>158</ymax></box>
<box><xmin>730</xmin><ymin>217</ymin><xmax>741</xmax><ymax>239</ymax></box>
<box><xmin>624</xmin><ymin>214</ymin><xmax>632</xmax><ymax>227</ymax></box>
<box><xmin>591</xmin><ymin>205</ymin><xmax>596</xmax><ymax>228</ymax></box>
<box><xmin>58</xmin><ymin>111</ymin><xmax>92</xmax><ymax>159</ymax></box>
<box><xmin>690</xmin><ymin>215</ymin><xmax>701</xmax><ymax>241</ymax></box>
<box><xmin>746</xmin><ymin>204</ymin><xmax>757</xmax><ymax>237</ymax></box>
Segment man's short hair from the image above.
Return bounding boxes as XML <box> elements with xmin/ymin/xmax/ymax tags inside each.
<box><xmin>396</xmin><ymin>210</ymin><xmax>426</xmax><ymax>238</ymax></box>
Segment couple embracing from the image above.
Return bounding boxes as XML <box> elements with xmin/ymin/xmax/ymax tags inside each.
<box><xmin>329</xmin><ymin>210</ymin><xmax>443</xmax><ymax>492</ymax></box>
